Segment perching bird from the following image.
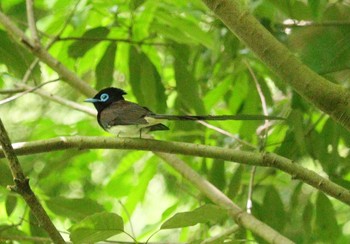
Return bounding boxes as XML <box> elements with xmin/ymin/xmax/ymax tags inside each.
<box><xmin>85</xmin><ymin>87</ymin><xmax>284</xmax><ymax>137</ymax></box>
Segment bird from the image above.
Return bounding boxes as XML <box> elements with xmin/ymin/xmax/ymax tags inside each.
<box><xmin>85</xmin><ymin>87</ymin><xmax>284</xmax><ymax>137</ymax></box>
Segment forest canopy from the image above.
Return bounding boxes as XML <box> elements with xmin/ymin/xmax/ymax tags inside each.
<box><xmin>1</xmin><ymin>0</ymin><xmax>350</xmax><ymax>243</ymax></box>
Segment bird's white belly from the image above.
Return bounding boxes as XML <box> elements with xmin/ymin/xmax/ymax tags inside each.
<box><xmin>106</xmin><ymin>117</ymin><xmax>162</xmax><ymax>137</ymax></box>
<box><xmin>107</xmin><ymin>125</ymin><xmax>145</xmax><ymax>137</ymax></box>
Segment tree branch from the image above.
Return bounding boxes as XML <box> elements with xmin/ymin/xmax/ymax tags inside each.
<box><xmin>56</xmin><ymin>36</ymin><xmax>167</xmax><ymax>46</ymax></box>
<box><xmin>201</xmin><ymin>0</ymin><xmax>350</xmax><ymax>131</ymax></box>
<box><xmin>16</xmin><ymin>83</ymin><xmax>96</xmax><ymax>116</ymax></box>
<box><xmin>0</xmin><ymin>119</ymin><xmax>65</xmax><ymax>243</ymax></box>
<box><xmin>0</xmin><ymin>10</ymin><xmax>95</xmax><ymax>97</ymax></box>
<box><xmin>25</xmin><ymin>0</ymin><xmax>40</xmax><ymax>45</ymax></box>
<box><xmin>1</xmin><ymin>136</ymin><xmax>350</xmax><ymax>206</ymax></box>
<box><xmin>156</xmin><ymin>152</ymin><xmax>293</xmax><ymax>243</ymax></box>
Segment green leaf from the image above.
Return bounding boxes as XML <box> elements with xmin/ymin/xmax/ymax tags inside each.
<box><xmin>0</xmin><ymin>225</ymin><xmax>27</xmax><ymax>239</ymax></box>
<box><xmin>69</xmin><ymin>212</ymin><xmax>124</xmax><ymax>244</ymax></box>
<box><xmin>156</xmin><ymin>9</ymin><xmax>214</xmax><ymax>48</ymax></box>
<box><xmin>172</xmin><ymin>44</ymin><xmax>205</xmax><ymax>114</ymax></box>
<box><xmin>289</xmin><ymin>26</ymin><xmax>350</xmax><ymax>74</ymax></box>
<box><xmin>161</xmin><ymin>204</ymin><xmax>226</xmax><ymax>229</ymax></box>
<box><xmin>226</xmin><ymin>166</ymin><xmax>243</xmax><ymax>199</ymax></box>
<box><xmin>128</xmin><ymin>46</ymin><xmax>166</xmax><ymax>112</ymax></box>
<box><xmin>68</xmin><ymin>27</ymin><xmax>110</xmax><ymax>58</ymax></box>
<box><xmin>123</xmin><ymin>159</ymin><xmax>158</xmax><ymax>217</ymax></box>
<box><xmin>151</xmin><ymin>22</ymin><xmax>196</xmax><ymax>45</ymax></box>
<box><xmin>95</xmin><ymin>42</ymin><xmax>117</xmax><ymax>90</ymax></box>
<box><xmin>203</xmin><ymin>76</ymin><xmax>232</xmax><ymax>110</ymax></box>
<box><xmin>302</xmin><ymin>200</ymin><xmax>313</xmax><ymax>236</ymax></box>
<box><xmin>268</xmin><ymin>0</ymin><xmax>312</xmax><ymax>19</ymax></box>
<box><xmin>45</xmin><ymin>197</ymin><xmax>105</xmax><ymax>221</ymax></box>
<box><xmin>0</xmin><ymin>30</ymin><xmax>40</xmax><ymax>80</ymax></box>
<box><xmin>315</xmin><ymin>193</ymin><xmax>341</xmax><ymax>242</ymax></box>
<box><xmin>0</xmin><ymin>161</ymin><xmax>12</xmax><ymax>186</ymax></box>
<box><xmin>130</xmin><ymin>0</ymin><xmax>146</xmax><ymax>10</ymax></box>
<box><xmin>261</xmin><ymin>186</ymin><xmax>286</xmax><ymax>232</ymax></box>
<box><xmin>133</xmin><ymin>0</ymin><xmax>158</xmax><ymax>40</ymax></box>
<box><xmin>30</xmin><ymin>211</ymin><xmax>48</xmax><ymax>238</ymax></box>
<box><xmin>208</xmin><ymin>160</ymin><xmax>226</xmax><ymax>191</ymax></box>
<box><xmin>5</xmin><ymin>195</ymin><xmax>17</xmax><ymax>217</ymax></box>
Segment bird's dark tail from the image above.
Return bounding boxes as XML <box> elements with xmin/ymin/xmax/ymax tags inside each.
<box><xmin>149</xmin><ymin>114</ymin><xmax>285</xmax><ymax>121</ymax></box>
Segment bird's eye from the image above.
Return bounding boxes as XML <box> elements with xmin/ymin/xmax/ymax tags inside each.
<box><xmin>100</xmin><ymin>93</ymin><xmax>109</xmax><ymax>102</ymax></box>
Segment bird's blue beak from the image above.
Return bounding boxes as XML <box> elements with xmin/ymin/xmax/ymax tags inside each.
<box><xmin>84</xmin><ymin>98</ymin><xmax>101</xmax><ymax>103</ymax></box>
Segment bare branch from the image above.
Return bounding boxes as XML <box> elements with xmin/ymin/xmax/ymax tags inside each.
<box><xmin>0</xmin><ymin>10</ymin><xmax>96</xmax><ymax>97</ymax></box>
<box><xmin>156</xmin><ymin>152</ymin><xmax>293</xmax><ymax>244</ymax></box>
<box><xmin>0</xmin><ymin>118</ymin><xmax>65</xmax><ymax>243</ymax></box>
<box><xmin>26</xmin><ymin>0</ymin><xmax>40</xmax><ymax>45</ymax></box>
<box><xmin>0</xmin><ymin>79</ymin><xmax>59</xmax><ymax>105</ymax></box>
<box><xmin>201</xmin><ymin>0</ymin><xmax>350</xmax><ymax>131</ymax></box>
<box><xmin>56</xmin><ymin>36</ymin><xmax>167</xmax><ymax>46</ymax></box>
<box><xmin>1</xmin><ymin>136</ymin><xmax>350</xmax><ymax>207</ymax></box>
<box><xmin>17</xmin><ymin>83</ymin><xmax>96</xmax><ymax>116</ymax></box>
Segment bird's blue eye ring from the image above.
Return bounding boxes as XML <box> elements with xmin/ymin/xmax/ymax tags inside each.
<box><xmin>100</xmin><ymin>93</ymin><xmax>109</xmax><ymax>102</ymax></box>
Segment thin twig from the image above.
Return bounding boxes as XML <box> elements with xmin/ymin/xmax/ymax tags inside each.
<box><xmin>26</xmin><ymin>0</ymin><xmax>40</xmax><ymax>45</ymax></box>
<box><xmin>201</xmin><ymin>225</ymin><xmax>240</xmax><ymax>243</ymax></box>
<box><xmin>0</xmin><ymin>88</ymin><xmax>26</xmax><ymax>94</ymax></box>
<box><xmin>0</xmin><ymin>235</ymin><xmax>51</xmax><ymax>243</ymax></box>
<box><xmin>118</xmin><ymin>200</ymin><xmax>136</xmax><ymax>239</ymax></box>
<box><xmin>246</xmin><ymin>166</ymin><xmax>256</xmax><ymax>214</ymax></box>
<box><xmin>56</xmin><ymin>36</ymin><xmax>167</xmax><ymax>46</ymax></box>
<box><xmin>196</xmin><ymin>120</ymin><xmax>256</xmax><ymax>149</ymax></box>
<box><xmin>282</xmin><ymin>20</ymin><xmax>350</xmax><ymax>28</ymax></box>
<box><xmin>0</xmin><ymin>79</ymin><xmax>59</xmax><ymax>105</ymax></box>
<box><xmin>0</xmin><ymin>10</ymin><xmax>96</xmax><ymax>97</ymax></box>
<box><xmin>244</xmin><ymin>60</ymin><xmax>270</xmax><ymax>214</ymax></box>
<box><xmin>155</xmin><ymin>152</ymin><xmax>293</xmax><ymax>244</ymax></box>
<box><xmin>0</xmin><ymin>118</ymin><xmax>65</xmax><ymax>243</ymax></box>
<box><xmin>16</xmin><ymin>83</ymin><xmax>96</xmax><ymax>116</ymax></box>
<box><xmin>21</xmin><ymin>0</ymin><xmax>82</xmax><ymax>85</ymax></box>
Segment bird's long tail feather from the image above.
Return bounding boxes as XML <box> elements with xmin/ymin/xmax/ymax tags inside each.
<box><xmin>149</xmin><ymin>114</ymin><xmax>285</xmax><ymax>121</ymax></box>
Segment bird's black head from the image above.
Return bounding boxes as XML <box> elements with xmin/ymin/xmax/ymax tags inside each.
<box><xmin>85</xmin><ymin>87</ymin><xmax>127</xmax><ymax>112</ymax></box>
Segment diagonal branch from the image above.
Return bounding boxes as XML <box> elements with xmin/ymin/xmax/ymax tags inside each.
<box><xmin>0</xmin><ymin>118</ymin><xmax>65</xmax><ymax>243</ymax></box>
<box><xmin>201</xmin><ymin>0</ymin><xmax>350</xmax><ymax>131</ymax></box>
<box><xmin>1</xmin><ymin>136</ymin><xmax>350</xmax><ymax>206</ymax></box>
<box><xmin>0</xmin><ymin>10</ymin><xmax>95</xmax><ymax>97</ymax></box>
<box><xmin>26</xmin><ymin>0</ymin><xmax>40</xmax><ymax>44</ymax></box>
<box><xmin>156</xmin><ymin>152</ymin><xmax>293</xmax><ymax>243</ymax></box>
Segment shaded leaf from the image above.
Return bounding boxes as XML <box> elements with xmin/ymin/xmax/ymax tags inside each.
<box><xmin>5</xmin><ymin>195</ymin><xmax>17</xmax><ymax>217</ymax></box>
<box><xmin>203</xmin><ymin>76</ymin><xmax>232</xmax><ymax>110</ymax></box>
<box><xmin>69</xmin><ymin>212</ymin><xmax>124</xmax><ymax>244</ymax></box>
<box><xmin>226</xmin><ymin>166</ymin><xmax>243</xmax><ymax>199</ymax></box>
<box><xmin>208</xmin><ymin>160</ymin><xmax>226</xmax><ymax>191</ymax></box>
<box><xmin>261</xmin><ymin>186</ymin><xmax>286</xmax><ymax>232</ymax></box>
<box><xmin>68</xmin><ymin>27</ymin><xmax>110</xmax><ymax>58</ymax></box>
<box><xmin>172</xmin><ymin>44</ymin><xmax>205</xmax><ymax>114</ymax></box>
<box><xmin>0</xmin><ymin>30</ymin><xmax>40</xmax><ymax>80</ymax></box>
<box><xmin>129</xmin><ymin>46</ymin><xmax>166</xmax><ymax>112</ymax></box>
<box><xmin>29</xmin><ymin>211</ymin><xmax>48</xmax><ymax>238</ymax></box>
<box><xmin>95</xmin><ymin>42</ymin><xmax>117</xmax><ymax>90</ymax></box>
<box><xmin>123</xmin><ymin>159</ymin><xmax>157</xmax><ymax>217</ymax></box>
<box><xmin>156</xmin><ymin>9</ymin><xmax>214</xmax><ymax>48</ymax></box>
<box><xmin>45</xmin><ymin>197</ymin><xmax>105</xmax><ymax>222</ymax></box>
<box><xmin>161</xmin><ymin>204</ymin><xmax>226</xmax><ymax>229</ymax></box>
<box><xmin>130</xmin><ymin>0</ymin><xmax>145</xmax><ymax>10</ymax></box>
<box><xmin>302</xmin><ymin>199</ymin><xmax>313</xmax><ymax>236</ymax></box>
<box><xmin>0</xmin><ymin>225</ymin><xmax>27</xmax><ymax>239</ymax></box>
<box><xmin>289</xmin><ymin>26</ymin><xmax>350</xmax><ymax>74</ymax></box>
<box><xmin>315</xmin><ymin>193</ymin><xmax>340</xmax><ymax>242</ymax></box>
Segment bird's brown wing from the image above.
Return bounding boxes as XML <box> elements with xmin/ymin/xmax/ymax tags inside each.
<box><xmin>99</xmin><ymin>100</ymin><xmax>153</xmax><ymax>128</ymax></box>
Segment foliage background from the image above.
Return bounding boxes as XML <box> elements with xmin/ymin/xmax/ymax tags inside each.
<box><xmin>1</xmin><ymin>0</ymin><xmax>350</xmax><ymax>243</ymax></box>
